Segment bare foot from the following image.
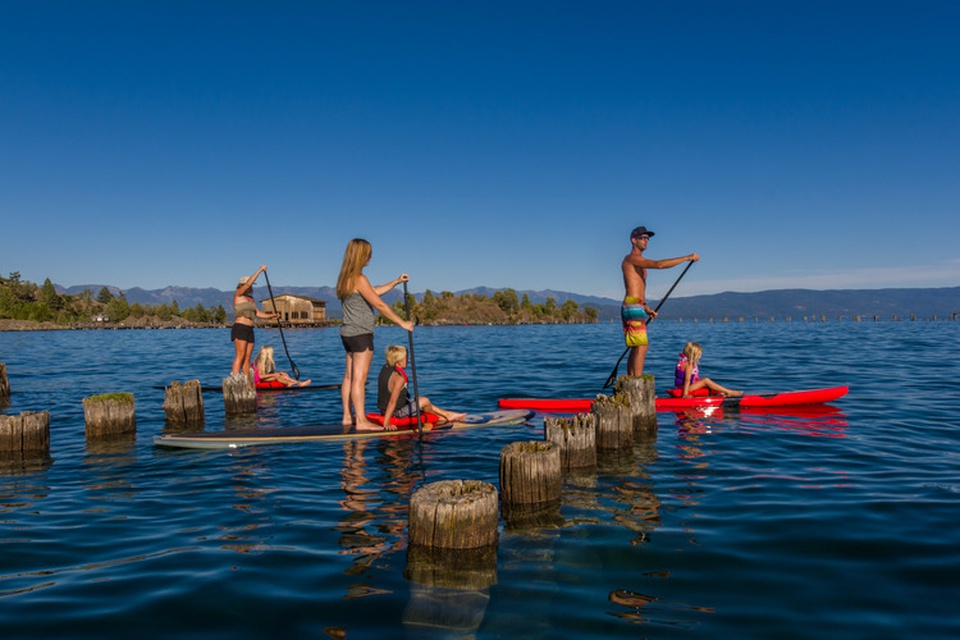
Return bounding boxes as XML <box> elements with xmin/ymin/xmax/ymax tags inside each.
<box><xmin>298</xmin><ymin>379</ymin><xmax>312</xmax><ymax>387</ymax></box>
<box><xmin>448</xmin><ymin>412</ymin><xmax>468</xmax><ymax>422</ymax></box>
<box><xmin>723</xmin><ymin>390</ymin><xmax>744</xmax><ymax>397</ymax></box>
<box><xmin>355</xmin><ymin>421</ymin><xmax>384</xmax><ymax>432</ymax></box>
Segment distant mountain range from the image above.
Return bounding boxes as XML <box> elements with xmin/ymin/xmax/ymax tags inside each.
<box><xmin>60</xmin><ymin>284</ymin><xmax>960</xmax><ymax>322</ymax></box>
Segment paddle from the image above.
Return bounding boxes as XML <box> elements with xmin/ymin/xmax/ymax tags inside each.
<box><xmin>263</xmin><ymin>269</ymin><xmax>301</xmax><ymax>380</ymax></box>
<box><xmin>602</xmin><ymin>260</ymin><xmax>695</xmax><ymax>389</ymax></box>
<box><xmin>403</xmin><ymin>280</ymin><xmax>423</xmax><ymax>436</ymax></box>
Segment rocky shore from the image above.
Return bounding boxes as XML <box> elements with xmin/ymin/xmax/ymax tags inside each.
<box><xmin>0</xmin><ymin>318</ymin><xmax>221</xmax><ymax>331</ymax></box>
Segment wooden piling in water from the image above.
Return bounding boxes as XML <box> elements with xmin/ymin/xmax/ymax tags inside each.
<box><xmin>163</xmin><ymin>379</ymin><xmax>204</xmax><ymax>427</ymax></box>
<box><xmin>499</xmin><ymin>441</ymin><xmax>561</xmax><ymax>509</ymax></box>
<box><xmin>0</xmin><ymin>410</ymin><xmax>50</xmax><ymax>454</ymax></box>
<box><xmin>222</xmin><ymin>375</ymin><xmax>256</xmax><ymax>415</ymax></box>
<box><xmin>408</xmin><ymin>480</ymin><xmax>499</xmax><ymax>550</ymax></box>
<box><xmin>544</xmin><ymin>414</ymin><xmax>596</xmax><ymax>472</ymax></box>
<box><xmin>591</xmin><ymin>394</ymin><xmax>633</xmax><ymax>451</ymax></box>
<box><xmin>614</xmin><ymin>374</ymin><xmax>657</xmax><ymax>436</ymax></box>
<box><xmin>0</xmin><ymin>363</ymin><xmax>9</xmax><ymax>405</ymax></box>
<box><xmin>82</xmin><ymin>393</ymin><xmax>136</xmax><ymax>439</ymax></box>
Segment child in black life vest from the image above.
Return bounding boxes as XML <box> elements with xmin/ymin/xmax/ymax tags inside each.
<box><xmin>377</xmin><ymin>344</ymin><xmax>466</xmax><ymax>430</ymax></box>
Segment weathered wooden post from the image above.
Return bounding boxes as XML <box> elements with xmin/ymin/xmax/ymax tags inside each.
<box><xmin>614</xmin><ymin>374</ymin><xmax>657</xmax><ymax>437</ymax></box>
<box><xmin>404</xmin><ymin>479</ymin><xmax>499</xmax><ymax>634</ymax></box>
<box><xmin>544</xmin><ymin>414</ymin><xmax>596</xmax><ymax>472</ymax></box>
<box><xmin>0</xmin><ymin>363</ymin><xmax>9</xmax><ymax>406</ymax></box>
<box><xmin>404</xmin><ymin>479</ymin><xmax>498</xmax><ymax>634</ymax></box>
<box><xmin>408</xmin><ymin>479</ymin><xmax>499</xmax><ymax>549</ymax></box>
<box><xmin>222</xmin><ymin>375</ymin><xmax>256</xmax><ymax>415</ymax></box>
<box><xmin>0</xmin><ymin>411</ymin><xmax>50</xmax><ymax>455</ymax></box>
<box><xmin>163</xmin><ymin>379</ymin><xmax>204</xmax><ymax>427</ymax></box>
<box><xmin>591</xmin><ymin>394</ymin><xmax>633</xmax><ymax>451</ymax></box>
<box><xmin>500</xmin><ymin>441</ymin><xmax>562</xmax><ymax>518</ymax></box>
<box><xmin>82</xmin><ymin>393</ymin><xmax>136</xmax><ymax>439</ymax></box>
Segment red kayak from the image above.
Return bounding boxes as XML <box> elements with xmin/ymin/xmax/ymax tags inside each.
<box><xmin>498</xmin><ymin>386</ymin><xmax>849</xmax><ymax>413</ymax></box>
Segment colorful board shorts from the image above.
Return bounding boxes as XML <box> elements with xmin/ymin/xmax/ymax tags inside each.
<box><xmin>621</xmin><ymin>296</ymin><xmax>649</xmax><ymax>348</ymax></box>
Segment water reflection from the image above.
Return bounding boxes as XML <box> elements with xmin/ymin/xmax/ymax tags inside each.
<box><xmin>336</xmin><ymin>437</ymin><xmax>422</xmax><ymax>584</ymax></box>
<box><xmin>608</xmin><ymin>588</ymin><xmax>714</xmax><ymax>626</ymax></box>
<box><xmin>219</xmin><ymin>457</ymin><xmax>275</xmax><ymax>554</ymax></box>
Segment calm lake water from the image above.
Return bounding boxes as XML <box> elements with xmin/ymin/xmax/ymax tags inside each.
<box><xmin>1</xmin><ymin>321</ymin><xmax>958</xmax><ymax>639</ymax></box>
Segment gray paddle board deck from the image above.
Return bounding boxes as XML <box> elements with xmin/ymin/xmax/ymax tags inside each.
<box><xmin>153</xmin><ymin>409</ymin><xmax>534</xmax><ymax>450</ymax></box>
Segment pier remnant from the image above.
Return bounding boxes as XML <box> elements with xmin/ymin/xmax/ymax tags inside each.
<box><xmin>83</xmin><ymin>393</ymin><xmax>136</xmax><ymax>439</ymax></box>
<box><xmin>163</xmin><ymin>379</ymin><xmax>204</xmax><ymax>427</ymax></box>
<box><xmin>499</xmin><ymin>441</ymin><xmax>561</xmax><ymax>509</ymax></box>
<box><xmin>0</xmin><ymin>363</ymin><xmax>9</xmax><ymax>406</ymax></box>
<box><xmin>592</xmin><ymin>394</ymin><xmax>633</xmax><ymax>451</ymax></box>
<box><xmin>614</xmin><ymin>374</ymin><xmax>657</xmax><ymax>436</ymax></box>
<box><xmin>0</xmin><ymin>410</ymin><xmax>50</xmax><ymax>455</ymax></box>
<box><xmin>408</xmin><ymin>479</ymin><xmax>499</xmax><ymax>549</ymax></box>
<box><xmin>544</xmin><ymin>413</ymin><xmax>596</xmax><ymax>472</ymax></box>
<box><xmin>222</xmin><ymin>375</ymin><xmax>256</xmax><ymax>415</ymax></box>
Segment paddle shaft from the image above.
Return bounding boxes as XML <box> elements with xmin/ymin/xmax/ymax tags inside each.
<box><xmin>403</xmin><ymin>281</ymin><xmax>423</xmax><ymax>436</ymax></box>
<box><xmin>603</xmin><ymin>260</ymin><xmax>695</xmax><ymax>389</ymax></box>
<box><xmin>263</xmin><ymin>270</ymin><xmax>300</xmax><ymax>380</ymax></box>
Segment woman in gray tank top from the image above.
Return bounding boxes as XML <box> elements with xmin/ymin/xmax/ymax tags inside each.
<box><xmin>335</xmin><ymin>238</ymin><xmax>414</xmax><ymax>431</ymax></box>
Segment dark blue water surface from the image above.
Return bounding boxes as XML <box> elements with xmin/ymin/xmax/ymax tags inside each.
<box><xmin>1</xmin><ymin>321</ymin><xmax>958</xmax><ymax>639</ymax></box>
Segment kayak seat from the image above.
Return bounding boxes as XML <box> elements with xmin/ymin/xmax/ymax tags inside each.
<box><xmin>366</xmin><ymin>412</ymin><xmax>441</xmax><ymax>427</ymax></box>
<box><xmin>665</xmin><ymin>388</ymin><xmax>712</xmax><ymax>397</ymax></box>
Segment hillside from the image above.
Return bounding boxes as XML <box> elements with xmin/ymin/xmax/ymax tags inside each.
<box><xmin>58</xmin><ymin>283</ymin><xmax>960</xmax><ymax>322</ymax></box>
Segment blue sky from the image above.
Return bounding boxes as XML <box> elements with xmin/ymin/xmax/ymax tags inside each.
<box><xmin>3</xmin><ymin>1</ymin><xmax>958</xmax><ymax>299</ymax></box>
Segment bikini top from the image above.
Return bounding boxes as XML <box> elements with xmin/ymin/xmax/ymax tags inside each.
<box><xmin>235</xmin><ymin>299</ymin><xmax>257</xmax><ymax>321</ymax></box>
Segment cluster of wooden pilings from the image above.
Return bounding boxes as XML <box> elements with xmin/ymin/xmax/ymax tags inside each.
<box><xmin>669</xmin><ymin>312</ymin><xmax>959</xmax><ymax>323</ymax></box>
<box><xmin>402</xmin><ymin>374</ymin><xmax>655</xmax><ymax>633</ymax></box>
<box><xmin>0</xmin><ymin>362</ymin><xmax>261</xmax><ymax>472</ymax></box>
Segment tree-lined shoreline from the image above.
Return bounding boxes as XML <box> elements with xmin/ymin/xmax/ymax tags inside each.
<box><xmin>0</xmin><ymin>273</ymin><xmax>599</xmax><ymax>331</ymax></box>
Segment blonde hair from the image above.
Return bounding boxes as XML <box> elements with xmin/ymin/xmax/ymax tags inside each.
<box><xmin>682</xmin><ymin>341</ymin><xmax>703</xmax><ymax>363</ymax></box>
<box><xmin>385</xmin><ymin>344</ymin><xmax>407</xmax><ymax>367</ymax></box>
<box><xmin>336</xmin><ymin>238</ymin><xmax>372</xmax><ymax>300</ymax></box>
<box><xmin>254</xmin><ymin>345</ymin><xmax>276</xmax><ymax>374</ymax></box>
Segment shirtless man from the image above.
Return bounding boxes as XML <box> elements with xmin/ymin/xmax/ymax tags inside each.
<box><xmin>621</xmin><ymin>226</ymin><xmax>699</xmax><ymax>376</ymax></box>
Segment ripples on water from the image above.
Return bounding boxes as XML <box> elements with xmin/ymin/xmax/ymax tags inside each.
<box><xmin>1</xmin><ymin>321</ymin><xmax>959</xmax><ymax>639</ymax></box>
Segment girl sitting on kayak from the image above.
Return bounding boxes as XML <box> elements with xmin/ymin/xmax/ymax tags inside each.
<box><xmin>377</xmin><ymin>344</ymin><xmax>466</xmax><ymax>431</ymax></box>
<box><xmin>252</xmin><ymin>346</ymin><xmax>311</xmax><ymax>388</ymax></box>
<box><xmin>675</xmin><ymin>341</ymin><xmax>742</xmax><ymax>398</ymax></box>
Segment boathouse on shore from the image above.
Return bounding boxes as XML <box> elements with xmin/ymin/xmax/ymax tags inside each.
<box><xmin>261</xmin><ymin>294</ymin><xmax>327</xmax><ymax>326</ymax></box>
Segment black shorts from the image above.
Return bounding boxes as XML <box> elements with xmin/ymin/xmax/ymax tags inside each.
<box><xmin>341</xmin><ymin>333</ymin><xmax>374</xmax><ymax>353</ymax></box>
<box><xmin>231</xmin><ymin>323</ymin><xmax>255</xmax><ymax>343</ymax></box>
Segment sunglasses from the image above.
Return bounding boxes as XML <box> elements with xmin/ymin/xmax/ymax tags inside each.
<box><xmin>637</xmin><ymin>235</ymin><xmax>650</xmax><ymax>241</ymax></box>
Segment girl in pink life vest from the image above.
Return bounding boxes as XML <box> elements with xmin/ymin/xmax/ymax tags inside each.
<box><xmin>675</xmin><ymin>341</ymin><xmax>743</xmax><ymax>398</ymax></box>
<box><xmin>376</xmin><ymin>344</ymin><xmax>466</xmax><ymax>431</ymax></box>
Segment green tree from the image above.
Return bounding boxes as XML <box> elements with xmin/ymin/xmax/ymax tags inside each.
<box><xmin>214</xmin><ymin>304</ymin><xmax>227</xmax><ymax>324</ymax></box>
<box><xmin>494</xmin><ymin>288</ymin><xmax>519</xmax><ymax>314</ymax></box>
<box><xmin>40</xmin><ymin>278</ymin><xmax>63</xmax><ymax>310</ymax></box>
<box><xmin>97</xmin><ymin>287</ymin><xmax>114</xmax><ymax>304</ymax></box>
<box><xmin>105</xmin><ymin>296</ymin><xmax>130</xmax><ymax>322</ymax></box>
<box><xmin>544</xmin><ymin>297</ymin><xmax>558</xmax><ymax>316</ymax></box>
